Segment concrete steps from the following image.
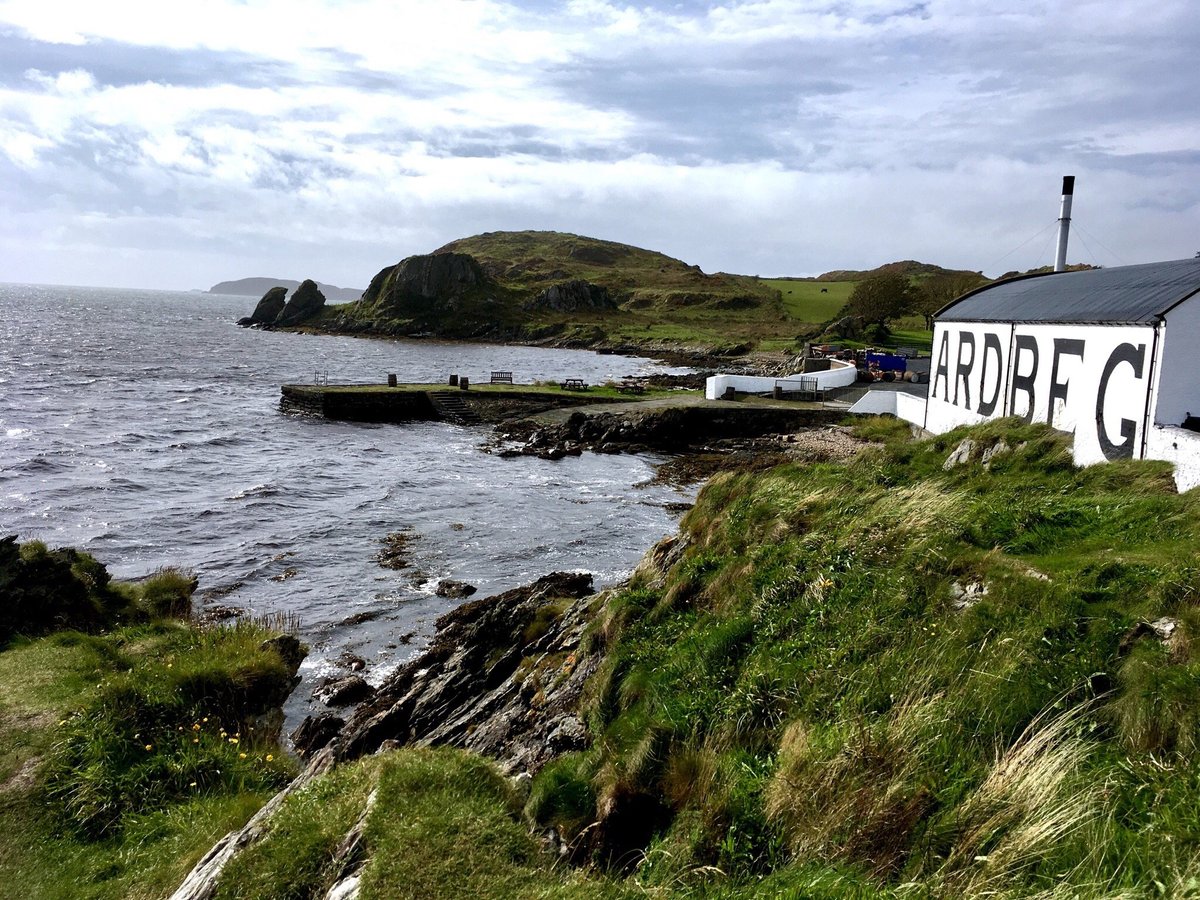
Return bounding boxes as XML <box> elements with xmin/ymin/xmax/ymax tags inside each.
<box><xmin>429</xmin><ymin>391</ymin><xmax>482</xmax><ymax>425</ymax></box>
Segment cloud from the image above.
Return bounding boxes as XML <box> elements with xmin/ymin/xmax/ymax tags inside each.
<box><xmin>0</xmin><ymin>0</ymin><xmax>1197</xmax><ymax>289</ymax></box>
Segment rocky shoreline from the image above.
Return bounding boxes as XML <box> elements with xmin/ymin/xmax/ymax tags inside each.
<box><xmin>487</xmin><ymin>404</ymin><xmax>861</xmax><ymax>478</ymax></box>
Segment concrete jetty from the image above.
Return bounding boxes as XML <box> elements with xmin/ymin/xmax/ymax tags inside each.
<box><xmin>280</xmin><ymin>382</ymin><xmax>847</xmax><ymax>434</ymax></box>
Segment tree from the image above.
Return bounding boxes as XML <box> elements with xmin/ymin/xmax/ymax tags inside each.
<box><xmin>914</xmin><ymin>272</ymin><xmax>989</xmax><ymax>330</ymax></box>
<box><xmin>843</xmin><ymin>273</ymin><xmax>918</xmax><ymax>329</ymax></box>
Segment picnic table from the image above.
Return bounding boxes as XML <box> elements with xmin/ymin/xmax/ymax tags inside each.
<box><xmin>616</xmin><ymin>382</ymin><xmax>645</xmax><ymax>395</ymax></box>
<box><xmin>560</xmin><ymin>378</ymin><xmax>589</xmax><ymax>391</ymax></box>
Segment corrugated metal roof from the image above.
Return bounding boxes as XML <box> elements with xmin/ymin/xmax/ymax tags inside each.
<box><xmin>937</xmin><ymin>257</ymin><xmax>1200</xmax><ymax>324</ymax></box>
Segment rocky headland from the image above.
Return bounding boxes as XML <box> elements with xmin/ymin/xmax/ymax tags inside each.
<box><xmin>234</xmin><ymin>231</ymin><xmax>782</xmax><ymax>365</ymax></box>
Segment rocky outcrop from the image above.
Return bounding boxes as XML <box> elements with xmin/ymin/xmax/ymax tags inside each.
<box><xmin>175</xmin><ymin>558</ymin><xmax>672</xmax><ymax>896</ymax></box>
<box><xmin>239</xmin><ymin>286</ymin><xmax>287</xmax><ymax>326</ymax></box>
<box><xmin>364</xmin><ymin>253</ymin><xmax>487</xmax><ymax>314</ymax></box>
<box><xmin>435</xmin><ymin>579</ymin><xmax>477</xmax><ymax>599</ymax></box>
<box><xmin>275</xmin><ymin>279</ymin><xmax>327</xmax><ymax>326</ymax></box>
<box><xmin>524</xmin><ymin>280</ymin><xmax>615</xmax><ymax>312</ymax></box>
<box><xmin>494</xmin><ymin>406</ymin><xmax>845</xmax><ymax>459</ymax></box>
<box><xmin>295</xmin><ymin>571</ymin><xmax>599</xmax><ymax>775</ymax></box>
<box><xmin>315</xmin><ymin>675</ymin><xmax>375</xmax><ymax>708</ymax></box>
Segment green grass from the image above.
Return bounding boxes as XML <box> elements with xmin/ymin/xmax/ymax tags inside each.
<box><xmin>213</xmin><ymin>748</ymin><xmax>639</xmax><ymax>900</ymax></box>
<box><xmin>519</xmin><ymin>418</ymin><xmax>1200</xmax><ymax>895</ymax></box>
<box><xmin>0</xmin><ymin>599</ymin><xmax>300</xmax><ymax>897</ymax></box>
<box><xmin>23</xmin><ymin>422</ymin><xmax>1200</xmax><ymax>897</ymax></box>
<box><xmin>763</xmin><ymin>279</ymin><xmax>856</xmax><ymax>324</ymax></box>
<box><xmin>120</xmin><ymin>417</ymin><xmax>1200</xmax><ymax>898</ymax></box>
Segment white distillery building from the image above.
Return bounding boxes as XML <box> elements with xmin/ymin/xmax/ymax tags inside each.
<box><xmin>895</xmin><ymin>257</ymin><xmax>1200</xmax><ymax>490</ymax></box>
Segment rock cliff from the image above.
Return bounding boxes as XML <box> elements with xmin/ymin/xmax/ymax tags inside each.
<box><xmin>524</xmin><ymin>279</ymin><xmax>614</xmax><ymax>312</ymax></box>
<box><xmin>358</xmin><ymin>252</ymin><xmax>489</xmax><ymax>318</ymax></box>
<box><xmin>274</xmin><ymin>279</ymin><xmax>326</xmax><ymax>326</ymax></box>
<box><xmin>295</xmin><ymin>571</ymin><xmax>599</xmax><ymax>775</ymax></box>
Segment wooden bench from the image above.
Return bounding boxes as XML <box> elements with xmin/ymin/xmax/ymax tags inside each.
<box><xmin>489</xmin><ymin>371</ymin><xmax>514</xmax><ymax>384</ymax></box>
<box><xmin>560</xmin><ymin>378</ymin><xmax>589</xmax><ymax>391</ymax></box>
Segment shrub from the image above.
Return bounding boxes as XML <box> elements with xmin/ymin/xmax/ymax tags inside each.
<box><xmin>136</xmin><ymin>567</ymin><xmax>198</xmax><ymax>618</ymax></box>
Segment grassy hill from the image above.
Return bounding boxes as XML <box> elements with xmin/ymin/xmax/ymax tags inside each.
<box><xmin>293</xmin><ymin>234</ymin><xmax>991</xmax><ymax>357</ymax></box>
<box><xmin>811</xmin><ymin>260</ymin><xmax>984</xmax><ymax>283</ymax></box>
<box><xmin>313</xmin><ymin>231</ymin><xmax>786</xmax><ymax>354</ymax></box>
<box><xmin>436</xmin><ymin>231</ymin><xmax>769</xmax><ymax>310</ymax></box>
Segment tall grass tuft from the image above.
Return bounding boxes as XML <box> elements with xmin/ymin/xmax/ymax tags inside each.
<box><xmin>928</xmin><ymin>703</ymin><xmax>1098</xmax><ymax>896</ymax></box>
<box><xmin>766</xmin><ymin>695</ymin><xmax>944</xmax><ymax>877</ymax></box>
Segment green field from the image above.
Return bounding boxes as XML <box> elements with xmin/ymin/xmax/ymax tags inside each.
<box><xmin>763</xmin><ymin>278</ymin><xmax>855</xmax><ymax>323</ymax></box>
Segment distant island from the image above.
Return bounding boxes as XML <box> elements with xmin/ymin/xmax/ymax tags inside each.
<box><xmin>208</xmin><ymin>277</ymin><xmax>363</xmax><ymax>302</ymax></box>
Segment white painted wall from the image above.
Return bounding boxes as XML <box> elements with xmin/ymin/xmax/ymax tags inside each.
<box><xmin>1153</xmin><ymin>299</ymin><xmax>1200</xmax><ymax>428</ymax></box>
<box><xmin>1146</xmin><ymin>425</ymin><xmax>1200</xmax><ymax>492</ymax></box>
<box><xmin>925</xmin><ymin>321</ymin><xmax>1156</xmax><ymax>465</ymax></box>
<box><xmin>848</xmin><ymin>390</ymin><xmax>927</xmax><ymax>425</ymax></box>
<box><xmin>924</xmin><ymin>323</ymin><xmax>1012</xmax><ymax>432</ymax></box>
<box><xmin>705</xmin><ymin>361</ymin><xmax>858</xmax><ymax>400</ymax></box>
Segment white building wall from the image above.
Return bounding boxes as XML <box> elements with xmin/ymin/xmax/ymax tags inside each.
<box><xmin>925</xmin><ymin>322</ymin><xmax>1156</xmax><ymax>466</ymax></box>
<box><xmin>1153</xmin><ymin>299</ymin><xmax>1200</xmax><ymax>428</ymax></box>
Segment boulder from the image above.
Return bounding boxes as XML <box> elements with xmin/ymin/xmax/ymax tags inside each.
<box><xmin>274</xmin><ymin>279</ymin><xmax>326</xmax><ymax>326</ymax></box>
<box><xmin>943</xmin><ymin>438</ymin><xmax>976</xmax><ymax>470</ymax></box>
<box><xmin>243</xmin><ymin>285</ymin><xmax>287</xmax><ymax>326</ymax></box>
<box><xmin>291</xmin><ymin>712</ymin><xmax>345</xmax><ymax>757</ymax></box>
<box><xmin>435</xmin><ymin>579</ymin><xmax>477</xmax><ymax>599</ymax></box>
<box><xmin>315</xmin><ymin>675</ymin><xmax>375</xmax><ymax>708</ymax></box>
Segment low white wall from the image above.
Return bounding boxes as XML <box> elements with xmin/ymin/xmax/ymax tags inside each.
<box><xmin>1145</xmin><ymin>425</ymin><xmax>1200</xmax><ymax>493</ymax></box>
<box><xmin>848</xmin><ymin>390</ymin><xmax>928</xmax><ymax>426</ymax></box>
<box><xmin>705</xmin><ymin>361</ymin><xmax>858</xmax><ymax>400</ymax></box>
<box><xmin>848</xmin><ymin>391</ymin><xmax>897</xmax><ymax>415</ymax></box>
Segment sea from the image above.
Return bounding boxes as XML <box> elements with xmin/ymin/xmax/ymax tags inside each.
<box><xmin>0</xmin><ymin>284</ymin><xmax>694</xmax><ymax>727</ymax></box>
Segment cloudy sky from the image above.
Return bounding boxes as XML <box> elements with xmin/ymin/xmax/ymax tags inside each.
<box><xmin>1</xmin><ymin>0</ymin><xmax>1197</xmax><ymax>290</ymax></box>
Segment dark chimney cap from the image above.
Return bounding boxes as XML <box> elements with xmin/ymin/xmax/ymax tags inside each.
<box><xmin>1062</xmin><ymin>175</ymin><xmax>1075</xmax><ymax>195</ymax></box>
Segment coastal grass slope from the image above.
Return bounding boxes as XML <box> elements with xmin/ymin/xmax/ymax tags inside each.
<box><xmin>201</xmin><ymin>417</ymin><xmax>1200</xmax><ymax>898</ymax></box>
<box><xmin>529</xmin><ymin>417</ymin><xmax>1200</xmax><ymax>896</ymax></box>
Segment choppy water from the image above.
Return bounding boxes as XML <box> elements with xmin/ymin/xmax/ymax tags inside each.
<box><xmin>0</xmin><ymin>284</ymin><xmax>693</xmax><ymax>726</ymax></box>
